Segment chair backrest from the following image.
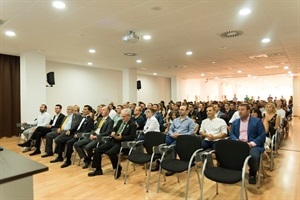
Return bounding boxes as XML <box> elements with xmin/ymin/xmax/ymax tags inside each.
<box><xmin>144</xmin><ymin>131</ymin><xmax>166</xmax><ymax>154</ymax></box>
<box><xmin>215</xmin><ymin>140</ymin><xmax>250</xmax><ymax>170</ymax></box>
<box><xmin>176</xmin><ymin>135</ymin><xmax>202</xmax><ymax>162</ymax></box>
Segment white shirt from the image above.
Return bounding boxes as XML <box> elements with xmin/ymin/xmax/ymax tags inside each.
<box><xmin>109</xmin><ymin>109</ymin><xmax>117</xmax><ymax>120</ymax></box>
<box><xmin>144</xmin><ymin>116</ymin><xmax>160</xmax><ymax>133</ymax></box>
<box><xmin>276</xmin><ymin>108</ymin><xmax>286</xmax><ymax>125</ymax></box>
<box><xmin>229</xmin><ymin>111</ymin><xmax>240</xmax><ymax>124</ymax></box>
<box><xmin>200</xmin><ymin>117</ymin><xmax>227</xmax><ymax>141</ymax></box>
<box><xmin>31</xmin><ymin>112</ymin><xmax>51</xmax><ymax>127</ymax></box>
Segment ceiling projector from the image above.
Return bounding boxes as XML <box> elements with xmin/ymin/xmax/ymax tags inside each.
<box><xmin>122</xmin><ymin>31</ymin><xmax>140</xmax><ymax>43</ymax></box>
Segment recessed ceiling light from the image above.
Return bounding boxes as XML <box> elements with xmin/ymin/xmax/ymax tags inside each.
<box><xmin>239</xmin><ymin>8</ymin><xmax>251</xmax><ymax>15</ymax></box>
<box><xmin>212</xmin><ymin>61</ymin><xmax>216</xmax><ymax>64</ymax></box>
<box><xmin>136</xmin><ymin>59</ymin><xmax>142</xmax><ymax>63</ymax></box>
<box><xmin>237</xmin><ymin>70</ymin><xmax>242</xmax><ymax>73</ymax></box>
<box><xmin>89</xmin><ymin>49</ymin><xmax>96</xmax><ymax>53</ymax></box>
<box><xmin>214</xmin><ymin>77</ymin><xmax>218</xmax><ymax>79</ymax></box>
<box><xmin>283</xmin><ymin>66</ymin><xmax>289</xmax><ymax>69</ymax></box>
<box><xmin>287</xmin><ymin>71</ymin><xmax>292</xmax><ymax>74</ymax></box>
<box><xmin>87</xmin><ymin>62</ymin><xmax>93</xmax><ymax>65</ymax></box>
<box><xmin>52</xmin><ymin>1</ymin><xmax>66</xmax><ymax>9</ymax></box>
<box><xmin>261</xmin><ymin>38</ymin><xmax>271</xmax><ymax>43</ymax></box>
<box><xmin>186</xmin><ymin>51</ymin><xmax>193</xmax><ymax>55</ymax></box>
<box><xmin>143</xmin><ymin>35</ymin><xmax>151</xmax><ymax>40</ymax></box>
<box><xmin>252</xmin><ymin>76</ymin><xmax>257</xmax><ymax>79</ymax></box>
<box><xmin>5</xmin><ymin>30</ymin><xmax>16</xmax><ymax>37</ymax></box>
<box><xmin>247</xmin><ymin>74</ymin><xmax>252</xmax><ymax>77</ymax></box>
<box><xmin>200</xmin><ymin>73</ymin><xmax>205</xmax><ymax>76</ymax></box>
<box><xmin>153</xmin><ymin>73</ymin><xmax>157</xmax><ymax>76</ymax></box>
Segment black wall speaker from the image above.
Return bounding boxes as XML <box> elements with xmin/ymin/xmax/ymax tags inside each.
<box><xmin>47</xmin><ymin>72</ymin><xmax>55</xmax><ymax>86</ymax></box>
<box><xmin>137</xmin><ymin>80</ymin><xmax>141</xmax><ymax>90</ymax></box>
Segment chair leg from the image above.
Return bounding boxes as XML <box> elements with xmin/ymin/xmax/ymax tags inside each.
<box><xmin>157</xmin><ymin>165</ymin><xmax>162</xmax><ymax>193</ymax></box>
<box><xmin>177</xmin><ymin>173</ymin><xmax>180</xmax><ymax>183</ymax></box>
<box><xmin>124</xmin><ymin>159</ymin><xmax>130</xmax><ymax>184</ymax></box>
<box><xmin>200</xmin><ymin>175</ymin><xmax>204</xmax><ymax>200</ymax></box>
<box><xmin>146</xmin><ymin>160</ymin><xmax>153</xmax><ymax>192</ymax></box>
<box><xmin>144</xmin><ymin>163</ymin><xmax>147</xmax><ymax>176</ymax></box>
<box><xmin>216</xmin><ymin>182</ymin><xmax>218</xmax><ymax>195</ymax></box>
<box><xmin>184</xmin><ymin>166</ymin><xmax>192</xmax><ymax>200</ymax></box>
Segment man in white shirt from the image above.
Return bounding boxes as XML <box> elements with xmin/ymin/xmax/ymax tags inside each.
<box><xmin>21</xmin><ymin>104</ymin><xmax>51</xmax><ymax>152</ymax></box>
<box><xmin>200</xmin><ymin>105</ymin><xmax>227</xmax><ymax>150</ymax></box>
<box><xmin>137</xmin><ymin>108</ymin><xmax>160</xmax><ymax>140</ymax></box>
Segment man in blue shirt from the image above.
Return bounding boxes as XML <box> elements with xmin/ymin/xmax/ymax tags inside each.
<box><xmin>166</xmin><ymin>105</ymin><xmax>195</xmax><ymax>145</ymax></box>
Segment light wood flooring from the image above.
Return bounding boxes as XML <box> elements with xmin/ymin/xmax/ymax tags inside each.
<box><xmin>1</xmin><ymin>117</ymin><xmax>300</xmax><ymax>200</ymax></box>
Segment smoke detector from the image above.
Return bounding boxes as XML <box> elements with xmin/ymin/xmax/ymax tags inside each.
<box><xmin>122</xmin><ymin>31</ymin><xmax>140</xmax><ymax>43</ymax></box>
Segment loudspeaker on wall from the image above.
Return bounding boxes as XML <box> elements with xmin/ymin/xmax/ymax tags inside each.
<box><xmin>47</xmin><ymin>72</ymin><xmax>55</xmax><ymax>86</ymax></box>
<box><xmin>137</xmin><ymin>80</ymin><xmax>141</xmax><ymax>90</ymax></box>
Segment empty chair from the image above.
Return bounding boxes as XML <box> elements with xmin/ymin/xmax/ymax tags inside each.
<box><xmin>157</xmin><ymin>135</ymin><xmax>203</xmax><ymax>200</ymax></box>
<box><xmin>124</xmin><ymin>131</ymin><xmax>166</xmax><ymax>192</ymax></box>
<box><xmin>200</xmin><ymin>139</ymin><xmax>251</xmax><ymax>200</ymax></box>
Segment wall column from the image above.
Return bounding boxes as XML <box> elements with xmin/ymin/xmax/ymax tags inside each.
<box><xmin>293</xmin><ymin>76</ymin><xmax>299</xmax><ymax>117</ymax></box>
<box><xmin>20</xmin><ymin>52</ymin><xmax>46</xmax><ymax>121</ymax></box>
<box><xmin>171</xmin><ymin>76</ymin><xmax>181</xmax><ymax>101</ymax></box>
<box><xmin>122</xmin><ymin>68</ymin><xmax>137</xmax><ymax>103</ymax></box>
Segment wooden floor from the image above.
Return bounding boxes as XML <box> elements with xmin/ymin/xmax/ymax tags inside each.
<box><xmin>1</xmin><ymin>117</ymin><xmax>300</xmax><ymax>200</ymax></box>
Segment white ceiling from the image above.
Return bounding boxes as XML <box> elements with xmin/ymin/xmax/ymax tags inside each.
<box><xmin>0</xmin><ymin>0</ymin><xmax>299</xmax><ymax>79</ymax></box>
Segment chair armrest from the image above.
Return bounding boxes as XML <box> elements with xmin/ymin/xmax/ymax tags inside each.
<box><xmin>128</xmin><ymin>140</ymin><xmax>144</xmax><ymax>148</ymax></box>
<box><xmin>242</xmin><ymin>155</ymin><xmax>252</xmax><ymax>180</ymax></box>
<box><xmin>153</xmin><ymin>143</ymin><xmax>166</xmax><ymax>154</ymax></box>
<box><xmin>158</xmin><ymin>144</ymin><xmax>175</xmax><ymax>154</ymax></box>
<box><xmin>101</xmin><ymin>136</ymin><xmax>112</xmax><ymax>143</ymax></box>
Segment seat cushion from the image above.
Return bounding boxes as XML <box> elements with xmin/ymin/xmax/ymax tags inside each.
<box><xmin>128</xmin><ymin>153</ymin><xmax>152</xmax><ymax>164</ymax></box>
<box><xmin>204</xmin><ymin>167</ymin><xmax>242</xmax><ymax>184</ymax></box>
<box><xmin>161</xmin><ymin>159</ymin><xmax>192</xmax><ymax>173</ymax></box>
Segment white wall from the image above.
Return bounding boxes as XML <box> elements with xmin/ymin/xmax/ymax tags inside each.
<box><xmin>46</xmin><ymin>61</ymin><xmax>122</xmax><ymax>115</ymax></box>
<box><xmin>137</xmin><ymin>74</ymin><xmax>171</xmax><ymax>104</ymax></box>
<box><xmin>21</xmin><ymin>52</ymin><xmax>46</xmax><ymax>122</ymax></box>
<box><xmin>181</xmin><ymin>75</ymin><xmax>293</xmax><ymax>102</ymax></box>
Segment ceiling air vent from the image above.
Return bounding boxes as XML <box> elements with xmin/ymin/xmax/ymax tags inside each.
<box><xmin>220</xmin><ymin>30</ymin><xmax>243</xmax><ymax>38</ymax></box>
<box><xmin>123</xmin><ymin>53</ymin><xmax>137</xmax><ymax>56</ymax></box>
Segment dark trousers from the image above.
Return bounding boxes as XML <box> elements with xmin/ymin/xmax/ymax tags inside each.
<box><xmin>33</xmin><ymin>127</ymin><xmax>52</xmax><ymax>150</ymax></box>
<box><xmin>91</xmin><ymin>141</ymin><xmax>121</xmax><ymax>170</ymax></box>
<box><xmin>64</xmin><ymin>138</ymin><xmax>79</xmax><ymax>159</ymax></box>
<box><xmin>249</xmin><ymin>147</ymin><xmax>261</xmax><ymax>176</ymax></box>
<box><xmin>54</xmin><ymin>132</ymin><xmax>73</xmax><ymax>158</ymax></box>
<box><xmin>45</xmin><ymin>131</ymin><xmax>59</xmax><ymax>154</ymax></box>
<box><xmin>74</xmin><ymin>137</ymin><xmax>98</xmax><ymax>159</ymax></box>
<box><xmin>201</xmin><ymin>140</ymin><xmax>217</xmax><ymax>150</ymax></box>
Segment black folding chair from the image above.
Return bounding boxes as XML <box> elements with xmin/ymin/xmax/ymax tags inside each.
<box><xmin>200</xmin><ymin>140</ymin><xmax>251</xmax><ymax>200</ymax></box>
<box><xmin>124</xmin><ymin>131</ymin><xmax>166</xmax><ymax>192</ymax></box>
<box><xmin>157</xmin><ymin>135</ymin><xmax>203</xmax><ymax>200</ymax></box>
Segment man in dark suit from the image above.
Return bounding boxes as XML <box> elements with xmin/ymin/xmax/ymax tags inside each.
<box><xmin>74</xmin><ymin>105</ymin><xmax>114</xmax><ymax>169</ymax></box>
<box><xmin>58</xmin><ymin>105</ymin><xmax>94</xmax><ymax>168</ymax></box>
<box><xmin>230</xmin><ymin>103</ymin><xmax>266</xmax><ymax>185</ymax></box>
<box><xmin>41</xmin><ymin>106</ymin><xmax>81</xmax><ymax>158</ymax></box>
<box><xmin>18</xmin><ymin>104</ymin><xmax>65</xmax><ymax>155</ymax></box>
<box><xmin>88</xmin><ymin>108</ymin><xmax>136</xmax><ymax>179</ymax></box>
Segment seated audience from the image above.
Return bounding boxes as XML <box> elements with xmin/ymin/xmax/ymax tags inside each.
<box><xmin>18</xmin><ymin>104</ymin><xmax>65</xmax><ymax>156</ymax></box>
<box><xmin>20</xmin><ymin>104</ymin><xmax>52</xmax><ymax>152</ymax></box>
<box><xmin>88</xmin><ymin>108</ymin><xmax>136</xmax><ymax>179</ymax></box>
<box><xmin>199</xmin><ymin>105</ymin><xmax>227</xmax><ymax>149</ymax></box>
<box><xmin>136</xmin><ymin>108</ymin><xmax>160</xmax><ymax>140</ymax></box>
<box><xmin>74</xmin><ymin>105</ymin><xmax>114</xmax><ymax>169</ymax></box>
<box><xmin>57</xmin><ymin>105</ymin><xmax>94</xmax><ymax>168</ymax></box>
<box><xmin>230</xmin><ymin>103</ymin><xmax>266</xmax><ymax>184</ymax></box>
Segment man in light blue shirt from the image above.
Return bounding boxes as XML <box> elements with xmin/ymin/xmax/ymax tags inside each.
<box><xmin>166</xmin><ymin>105</ymin><xmax>195</xmax><ymax>145</ymax></box>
